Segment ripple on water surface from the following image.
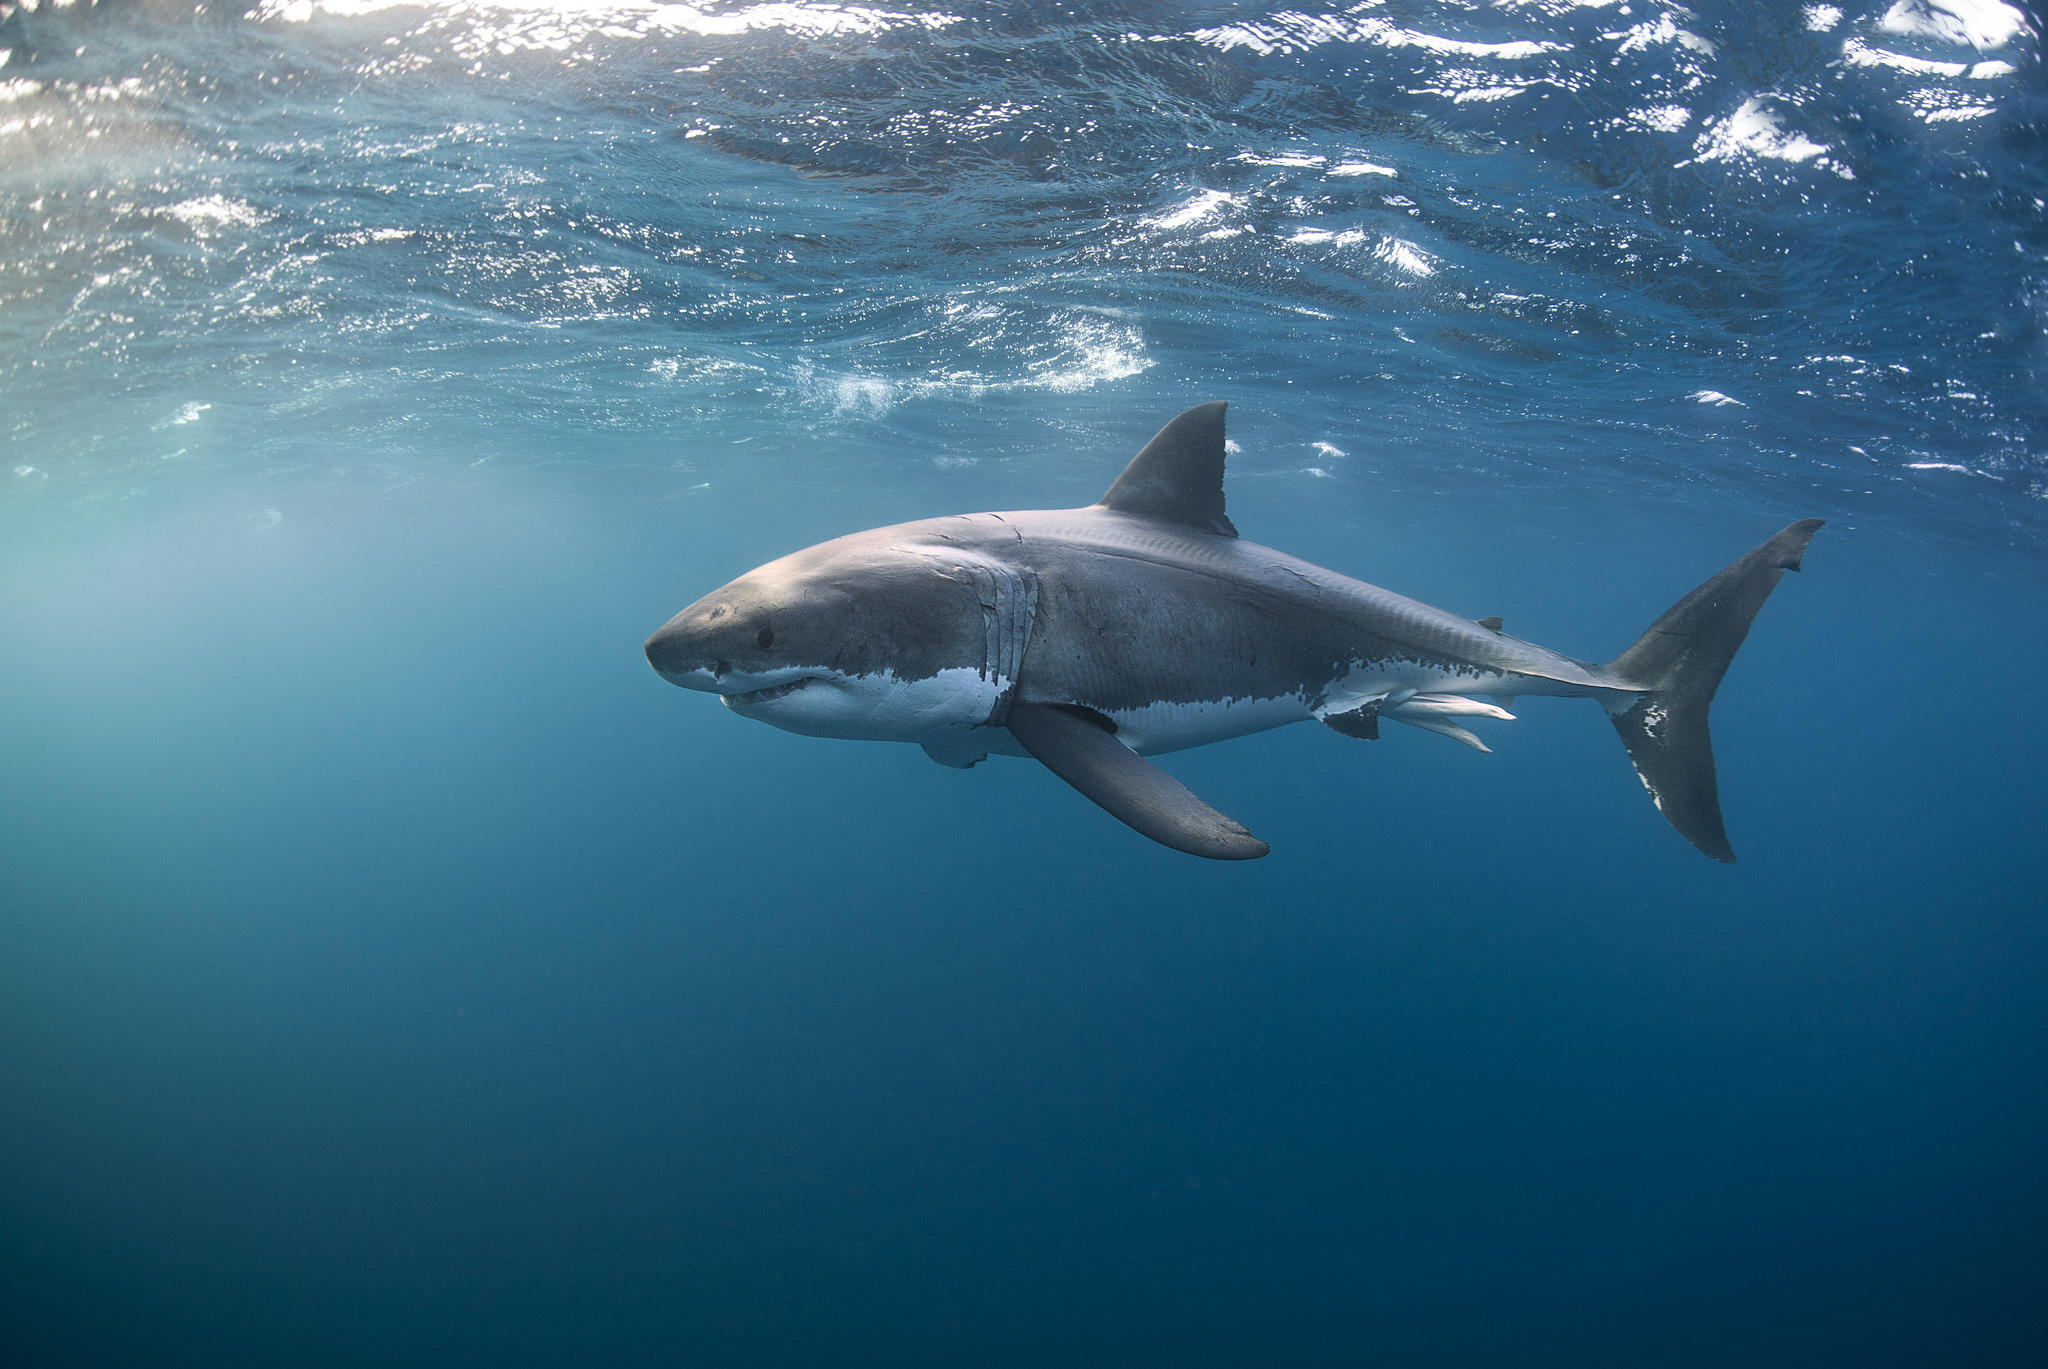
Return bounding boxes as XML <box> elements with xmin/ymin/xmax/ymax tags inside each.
<box><xmin>0</xmin><ymin>0</ymin><xmax>2040</xmax><ymax>543</ymax></box>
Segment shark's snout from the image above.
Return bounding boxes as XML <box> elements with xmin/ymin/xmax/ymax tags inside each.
<box><xmin>644</xmin><ymin>624</ymin><xmax>717</xmax><ymax>688</ymax></box>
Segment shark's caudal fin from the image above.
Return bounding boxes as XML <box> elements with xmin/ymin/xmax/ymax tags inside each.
<box><xmin>1604</xmin><ymin>519</ymin><xmax>1824</xmax><ymax>863</ymax></box>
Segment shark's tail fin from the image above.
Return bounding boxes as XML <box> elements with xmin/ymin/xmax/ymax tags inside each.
<box><xmin>1603</xmin><ymin>520</ymin><xmax>1824</xmax><ymax>862</ymax></box>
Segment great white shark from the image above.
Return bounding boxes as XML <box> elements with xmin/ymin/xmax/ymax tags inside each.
<box><xmin>645</xmin><ymin>403</ymin><xmax>1821</xmax><ymax>862</ymax></box>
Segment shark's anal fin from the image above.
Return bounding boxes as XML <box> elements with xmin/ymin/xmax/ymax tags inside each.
<box><xmin>1007</xmin><ymin>701</ymin><xmax>1268</xmax><ymax>860</ymax></box>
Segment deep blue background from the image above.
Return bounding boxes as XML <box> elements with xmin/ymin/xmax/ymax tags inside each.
<box><xmin>3</xmin><ymin>2</ymin><xmax>2044</xmax><ymax>1365</ymax></box>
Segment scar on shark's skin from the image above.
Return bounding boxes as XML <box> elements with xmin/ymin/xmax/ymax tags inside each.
<box><xmin>646</xmin><ymin>403</ymin><xmax>1821</xmax><ymax>862</ymax></box>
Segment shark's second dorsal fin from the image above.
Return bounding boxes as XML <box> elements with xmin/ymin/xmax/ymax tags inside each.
<box><xmin>1094</xmin><ymin>401</ymin><xmax>1237</xmax><ymax>538</ymax></box>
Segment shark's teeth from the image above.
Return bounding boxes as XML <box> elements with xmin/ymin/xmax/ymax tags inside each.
<box><xmin>725</xmin><ymin>678</ymin><xmax>814</xmax><ymax>707</ymax></box>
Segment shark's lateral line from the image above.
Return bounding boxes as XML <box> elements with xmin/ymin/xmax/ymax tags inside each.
<box><xmin>645</xmin><ymin>403</ymin><xmax>1821</xmax><ymax>861</ymax></box>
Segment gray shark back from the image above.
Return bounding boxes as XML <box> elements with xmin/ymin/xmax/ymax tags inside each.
<box><xmin>941</xmin><ymin>505</ymin><xmax>1613</xmax><ymax>727</ymax></box>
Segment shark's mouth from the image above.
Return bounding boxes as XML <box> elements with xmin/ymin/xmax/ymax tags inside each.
<box><xmin>724</xmin><ymin>676</ymin><xmax>817</xmax><ymax>708</ymax></box>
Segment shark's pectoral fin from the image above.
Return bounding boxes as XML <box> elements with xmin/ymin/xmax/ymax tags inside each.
<box><xmin>1006</xmin><ymin>701</ymin><xmax>1268</xmax><ymax>860</ymax></box>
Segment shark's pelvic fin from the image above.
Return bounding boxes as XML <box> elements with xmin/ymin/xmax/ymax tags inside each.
<box><xmin>921</xmin><ymin>737</ymin><xmax>988</xmax><ymax>769</ymax></box>
<box><xmin>1603</xmin><ymin>519</ymin><xmax>1824</xmax><ymax>863</ymax></box>
<box><xmin>1318</xmin><ymin>697</ymin><xmax>1382</xmax><ymax>740</ymax></box>
<box><xmin>1094</xmin><ymin>401</ymin><xmax>1238</xmax><ymax>538</ymax></box>
<box><xmin>1007</xmin><ymin>700</ymin><xmax>1268</xmax><ymax>860</ymax></box>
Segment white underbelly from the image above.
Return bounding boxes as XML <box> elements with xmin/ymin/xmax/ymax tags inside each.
<box><xmin>730</xmin><ymin>664</ymin><xmax>1002</xmax><ymax>741</ymax></box>
<box><xmin>1104</xmin><ymin>693</ymin><xmax>1313</xmax><ymax>756</ymax></box>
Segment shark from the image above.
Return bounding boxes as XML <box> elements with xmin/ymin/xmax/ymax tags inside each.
<box><xmin>644</xmin><ymin>402</ymin><xmax>1821</xmax><ymax>861</ymax></box>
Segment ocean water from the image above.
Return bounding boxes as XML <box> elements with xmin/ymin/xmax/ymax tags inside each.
<box><xmin>3</xmin><ymin>0</ymin><xmax>2044</xmax><ymax>1363</ymax></box>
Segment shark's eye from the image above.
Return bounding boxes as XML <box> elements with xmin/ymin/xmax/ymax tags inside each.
<box><xmin>756</xmin><ymin>626</ymin><xmax>775</xmax><ymax>650</ymax></box>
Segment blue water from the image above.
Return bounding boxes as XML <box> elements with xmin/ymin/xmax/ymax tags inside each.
<box><xmin>3</xmin><ymin>1</ymin><xmax>2044</xmax><ymax>1363</ymax></box>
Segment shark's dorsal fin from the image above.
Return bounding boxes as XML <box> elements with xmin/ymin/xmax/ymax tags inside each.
<box><xmin>1094</xmin><ymin>401</ymin><xmax>1238</xmax><ymax>538</ymax></box>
